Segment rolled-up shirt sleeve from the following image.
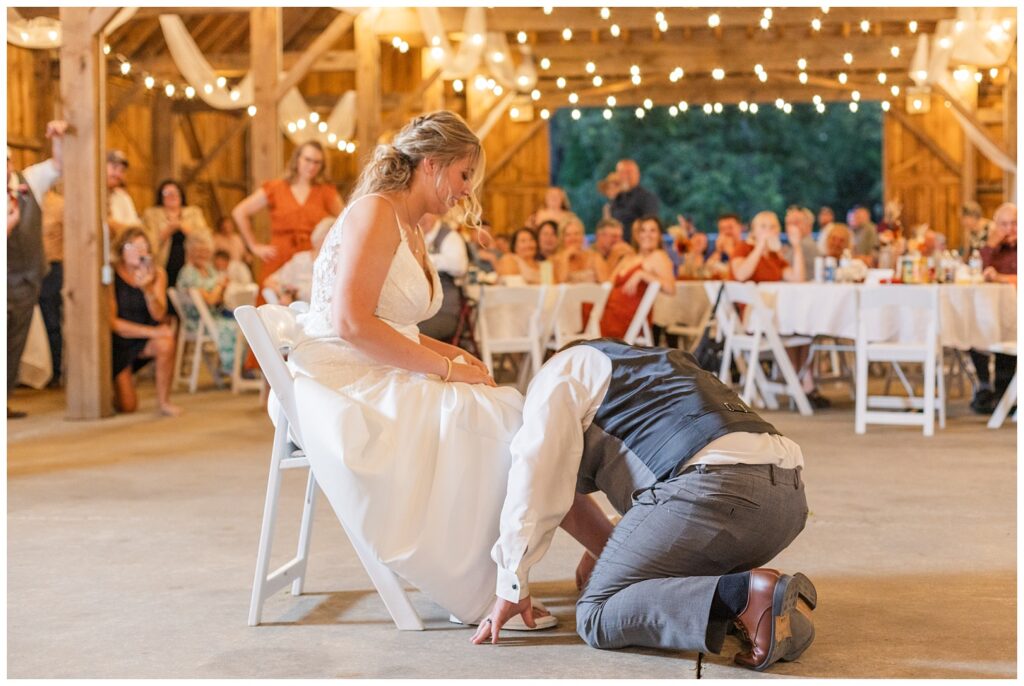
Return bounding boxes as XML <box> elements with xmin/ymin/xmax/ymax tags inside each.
<box><xmin>491</xmin><ymin>345</ymin><xmax>610</xmax><ymax>602</ymax></box>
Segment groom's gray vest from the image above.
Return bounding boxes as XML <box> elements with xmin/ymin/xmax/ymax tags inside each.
<box><xmin>570</xmin><ymin>339</ymin><xmax>780</xmax><ymax>513</ymax></box>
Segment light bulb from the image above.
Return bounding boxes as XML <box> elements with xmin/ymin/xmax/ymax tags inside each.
<box><xmin>540</xmin><ymin>109</ymin><xmax>550</xmax><ymax>120</ymax></box>
<box><xmin>184</xmin><ymin>86</ymin><xmax>195</xmax><ymax>99</ymax></box>
<box><xmin>816</xmin><ymin>102</ymin><xmax>826</xmax><ymax>113</ymax></box>
<box><xmin>851</xmin><ymin>90</ymin><xmax>861</xmax><ymax>102</ymax></box>
<box><xmin>517</xmin><ymin>31</ymin><xmax>527</xmax><ymax>44</ymax></box>
<box><xmin>708</xmin><ymin>13</ymin><xmax>720</xmax><ymax>28</ymax></box>
<box><xmin>799</xmin><ymin>72</ymin><xmax>808</xmax><ymax>84</ymax></box>
<box><xmin>571</xmin><ymin>109</ymin><xmax>581</xmax><ymax>120</ymax></box>
<box><xmin>644</xmin><ymin>98</ymin><xmax>653</xmax><ymax>109</ymax></box>
<box><xmin>600</xmin><ymin>7</ymin><xmax>610</xmax><ymax>20</ymax></box>
<box><xmin>636</xmin><ymin>108</ymin><xmax>645</xmax><ymax>119</ymax></box>
<box><xmin>909</xmin><ymin>21</ymin><xmax>918</xmax><ymax>33</ymax></box>
<box><xmin>164</xmin><ymin>83</ymin><xmax>175</xmax><ymax>97</ymax></box>
<box><xmin>878</xmin><ymin>72</ymin><xmax>887</xmax><ymax>84</ymax></box>
<box><xmin>763</xmin><ymin>8</ymin><xmax>773</xmax><ymax>20</ymax></box>
<box><xmin>891</xmin><ymin>85</ymin><xmax>900</xmax><ymax>96</ymax></box>
<box><xmin>603</xmin><ymin>109</ymin><xmax>612</xmax><ymax>120</ymax></box>
<box><xmin>679</xmin><ymin>101</ymin><xmax>689</xmax><ymax>111</ymax></box>
<box><xmin>838</xmin><ymin>72</ymin><xmax>848</xmax><ymax>84</ymax></box>
<box><xmin>120</xmin><ymin>62</ymin><xmax>131</xmax><ymax>75</ymax></box>
<box><xmin>712</xmin><ymin>68</ymin><xmax>725</xmax><ymax>80</ymax></box>
<box><xmin>750</xmin><ymin>103</ymin><xmax>759</xmax><ymax>113</ymax></box>
<box><xmin>758</xmin><ymin>71</ymin><xmax>768</xmax><ymax>83</ymax></box>
<box><xmin>702</xmin><ymin>103</ymin><xmax>713</xmax><ymax>114</ymax></box>
<box><xmin>631</xmin><ymin>74</ymin><xmax>641</xmax><ymax>86</ymax></box>
<box><xmin>568</xmin><ymin>92</ymin><xmax>579</xmax><ymax>104</ymax></box>
<box><xmin>216</xmin><ymin>76</ymin><xmax>227</xmax><ymax>88</ymax></box>
<box><xmin>309</xmin><ymin>112</ymin><xmax>320</xmax><ymax>123</ymax></box>
<box><xmin>860</xmin><ymin>19</ymin><xmax>870</xmax><ymax>33</ymax></box>
<box><xmin>811</xmin><ymin>18</ymin><xmax>822</xmax><ymax>31</ymax></box>
<box><xmin>881</xmin><ymin>101</ymin><xmax>890</xmax><ymax>111</ymax></box>
<box><xmin>760</xmin><ymin>17</ymin><xmax>770</xmax><ymax>30</ymax></box>
<box><xmin>849</xmin><ymin>102</ymin><xmax>859</xmax><ymax>112</ymax></box>
<box><xmin>669</xmin><ymin>106</ymin><xmax>679</xmax><ymax>116</ymax></box>
<box><xmin>843</xmin><ymin>52</ymin><xmax>853</xmax><ymax>64</ymax></box>
<box><xmin>607</xmin><ymin>95</ymin><xmax>616</xmax><ymax>107</ymax></box>
<box><xmin>585</xmin><ymin>61</ymin><xmax>596</xmax><ymax>74</ymax></box>
<box><xmin>610</xmin><ymin>24</ymin><xmax>620</xmax><ymax>37</ymax></box>
<box><xmin>562</xmin><ymin>28</ymin><xmax>573</xmax><ymax>41</ymax></box>
<box><xmin>247</xmin><ymin>105</ymin><xmax>257</xmax><ymax>117</ymax></box>
<box><xmin>739</xmin><ymin>101</ymin><xmax>749</xmax><ymax>112</ymax></box>
<box><xmin>556</xmin><ymin>77</ymin><xmax>566</xmax><ymax>89</ymax></box>
<box><xmin>714</xmin><ymin>102</ymin><xmax>724</xmax><ymax>114</ymax></box>
<box><xmin>592</xmin><ymin>75</ymin><xmax>603</xmax><ymax>87</ymax></box>
<box><xmin>531</xmin><ymin>89</ymin><xmax>541</xmax><ymax>101</ymax></box>
<box><xmin>797</xmin><ymin>58</ymin><xmax>807</xmax><ymax>70</ymax></box>
<box><xmin>453</xmin><ymin>79</ymin><xmax>464</xmax><ymax>93</ymax></box>
<box><xmin>510</xmin><ymin>107</ymin><xmax>519</xmax><ymax>119</ymax></box>
<box><xmin>891</xmin><ymin>46</ymin><xmax>900</xmax><ymax>57</ymax></box>
<box><xmin>540</xmin><ymin>58</ymin><xmax>551</xmax><ymax>70</ymax></box>
<box><xmin>318</xmin><ymin>122</ymin><xmax>328</xmax><ymax>133</ymax></box>
<box><xmin>145</xmin><ymin>76</ymin><xmax>156</xmax><ymax>90</ymax></box>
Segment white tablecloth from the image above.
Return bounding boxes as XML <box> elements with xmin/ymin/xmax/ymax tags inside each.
<box><xmin>758</xmin><ymin>282</ymin><xmax>1016</xmax><ymax>349</ymax></box>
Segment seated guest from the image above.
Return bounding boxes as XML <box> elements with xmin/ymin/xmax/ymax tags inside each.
<box><xmin>176</xmin><ymin>233</ymin><xmax>238</xmax><ymax>375</ymax></box>
<box><xmin>553</xmin><ymin>218</ymin><xmax>608</xmax><ymax>284</ymax></box>
<box><xmin>464</xmin><ymin>217</ymin><xmax>502</xmax><ymax>273</ymax></box>
<box><xmin>142</xmin><ymin>179</ymin><xmax>213</xmax><ymax>288</ymax></box>
<box><xmin>597</xmin><ymin>172</ymin><xmax>622</xmax><ymax>220</ymax></box>
<box><xmin>496</xmin><ymin>227</ymin><xmax>542</xmax><ymax>284</ymax></box>
<box><xmin>784</xmin><ymin>206</ymin><xmax>819</xmax><ymax>281</ymax></box>
<box><xmin>961</xmin><ymin>201</ymin><xmax>994</xmax><ymax>255</ymax></box>
<box><xmin>419</xmin><ymin>213</ymin><xmax>469</xmax><ymax>342</ymax></box>
<box><xmin>532</xmin><ymin>186</ymin><xmax>580</xmax><ymax>230</ymax></box>
<box><xmin>263</xmin><ymin>216</ymin><xmax>332</xmax><ymax>305</ymax></box>
<box><xmin>213</xmin><ymin>215</ymin><xmax>253</xmax><ymax>279</ymax></box>
<box><xmin>493</xmin><ymin>231</ymin><xmax>512</xmax><ymax>255</ymax></box>
<box><xmin>677</xmin><ymin>231</ymin><xmax>726</xmax><ymax>280</ymax></box>
<box><xmin>816</xmin><ymin>206</ymin><xmax>836</xmax><ymax>252</ymax></box>
<box><xmin>970</xmin><ymin>202</ymin><xmax>1017</xmax><ymax>414</ymax></box>
<box><xmin>849</xmin><ymin>205</ymin><xmax>879</xmax><ymax>266</ymax></box>
<box><xmin>599</xmin><ymin>215</ymin><xmax>675</xmax><ymax>338</ymax></box>
<box><xmin>536</xmin><ymin>219</ymin><xmax>560</xmax><ymax>261</ymax></box>
<box><xmin>108</xmin><ymin>228</ymin><xmax>180</xmax><ymax>416</ymax></box>
<box><xmin>593</xmin><ymin>217</ymin><xmax>635</xmax><ymax>274</ymax></box>
<box><xmin>105</xmin><ymin>150</ymin><xmax>142</xmax><ymax>237</ymax></box>
<box><xmin>822</xmin><ymin>223</ymin><xmax>853</xmax><ymax>260</ymax></box>
<box><xmin>730</xmin><ymin>211</ymin><xmax>805</xmax><ymax>283</ymax></box>
<box><xmin>213</xmin><ymin>250</ymin><xmax>254</xmax><ymax>287</ymax></box>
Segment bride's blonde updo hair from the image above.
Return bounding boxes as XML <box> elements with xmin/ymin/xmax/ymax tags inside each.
<box><xmin>350</xmin><ymin>110</ymin><xmax>485</xmax><ymax>229</ymax></box>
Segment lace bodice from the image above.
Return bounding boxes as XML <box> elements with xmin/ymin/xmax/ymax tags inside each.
<box><xmin>300</xmin><ymin>195</ymin><xmax>442</xmax><ymax>341</ymax></box>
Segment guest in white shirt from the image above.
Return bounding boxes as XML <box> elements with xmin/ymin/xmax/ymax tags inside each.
<box><xmin>418</xmin><ymin>213</ymin><xmax>469</xmax><ymax>342</ymax></box>
<box><xmin>106</xmin><ymin>150</ymin><xmax>142</xmax><ymax>237</ymax></box>
<box><xmin>263</xmin><ymin>216</ymin><xmax>333</xmax><ymax>305</ymax></box>
<box><xmin>472</xmin><ymin>340</ymin><xmax>817</xmax><ymax>673</ymax></box>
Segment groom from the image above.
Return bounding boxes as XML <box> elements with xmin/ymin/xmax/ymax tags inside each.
<box><xmin>471</xmin><ymin>339</ymin><xmax>817</xmax><ymax>672</ymax></box>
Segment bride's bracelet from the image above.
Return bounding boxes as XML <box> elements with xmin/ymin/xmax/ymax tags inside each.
<box><xmin>441</xmin><ymin>356</ymin><xmax>453</xmax><ymax>382</ymax></box>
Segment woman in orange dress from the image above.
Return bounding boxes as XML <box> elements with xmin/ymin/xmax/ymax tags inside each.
<box><xmin>599</xmin><ymin>215</ymin><xmax>675</xmax><ymax>339</ymax></box>
<box><xmin>231</xmin><ymin>141</ymin><xmax>344</xmax><ymax>287</ymax></box>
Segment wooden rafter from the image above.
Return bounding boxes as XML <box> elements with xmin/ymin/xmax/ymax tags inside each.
<box><xmin>275</xmin><ymin>12</ymin><xmax>355</xmax><ymax>101</ymax></box>
<box><xmin>107</xmin><ymin>80</ymin><xmax>146</xmax><ymax>125</ymax></box>
<box><xmin>931</xmin><ymin>81</ymin><xmax>1015</xmax><ymax>161</ymax></box>
<box><xmin>282</xmin><ymin>8</ymin><xmax>323</xmax><ymax>49</ymax></box>
<box><xmin>382</xmin><ymin>68</ymin><xmax>443</xmax><ymax>131</ymax></box>
<box><xmin>183</xmin><ymin>117</ymin><xmax>250</xmax><ymax>185</ymax></box>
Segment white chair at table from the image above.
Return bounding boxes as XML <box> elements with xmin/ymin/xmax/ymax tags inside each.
<box><xmin>188</xmin><ymin>288</ymin><xmax>262</xmax><ymax>394</ymax></box>
<box><xmin>622</xmin><ymin>281</ymin><xmax>663</xmax><ymax>345</ymax></box>
<box><xmin>987</xmin><ymin>341</ymin><xmax>1017</xmax><ymax>429</ymax></box>
<box><xmin>544</xmin><ymin>282</ymin><xmax>612</xmax><ymax>352</ymax></box>
<box><xmin>168</xmin><ymin>287</ymin><xmax>221</xmax><ymax>393</ymax></box>
<box><xmin>707</xmin><ymin>281</ymin><xmax>814</xmax><ymax>416</ymax></box>
<box><xmin>261</xmin><ymin>287</ymin><xmax>281</xmax><ymax>306</ymax></box>
<box><xmin>855</xmin><ymin>285</ymin><xmax>946</xmax><ymax>437</ymax></box>
<box><xmin>236</xmin><ymin>303</ymin><xmax>424</xmax><ymax>631</ymax></box>
<box><xmin>475</xmin><ymin>284</ymin><xmax>548</xmax><ymax>390</ymax></box>
<box><xmin>660</xmin><ymin>281</ymin><xmax>713</xmax><ymax>352</ymax></box>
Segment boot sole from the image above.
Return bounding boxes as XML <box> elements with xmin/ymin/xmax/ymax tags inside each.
<box><xmin>748</xmin><ymin>572</ymin><xmax>818</xmax><ymax>672</ymax></box>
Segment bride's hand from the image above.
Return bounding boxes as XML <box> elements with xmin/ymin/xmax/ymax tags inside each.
<box><xmin>448</xmin><ymin>361</ymin><xmax>497</xmax><ymax>387</ymax></box>
<box><xmin>456</xmin><ymin>351</ymin><xmax>489</xmax><ymax>375</ymax></box>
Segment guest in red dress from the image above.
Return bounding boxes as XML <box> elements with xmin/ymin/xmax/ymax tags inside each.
<box><xmin>599</xmin><ymin>215</ymin><xmax>675</xmax><ymax>339</ymax></box>
<box><xmin>231</xmin><ymin>141</ymin><xmax>344</xmax><ymax>285</ymax></box>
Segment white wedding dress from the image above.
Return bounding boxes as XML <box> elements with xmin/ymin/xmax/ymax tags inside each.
<box><xmin>289</xmin><ymin>194</ymin><xmax>524</xmax><ymax>623</ymax></box>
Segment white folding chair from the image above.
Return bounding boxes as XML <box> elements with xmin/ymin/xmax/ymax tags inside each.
<box><xmin>623</xmin><ymin>281</ymin><xmax>663</xmax><ymax>345</ymax></box>
<box><xmin>662</xmin><ymin>282</ymin><xmax>713</xmax><ymax>352</ymax></box>
<box><xmin>987</xmin><ymin>341</ymin><xmax>1017</xmax><ymax>429</ymax></box>
<box><xmin>855</xmin><ymin>285</ymin><xmax>945</xmax><ymax>436</ymax></box>
<box><xmin>168</xmin><ymin>287</ymin><xmax>221</xmax><ymax>393</ymax></box>
<box><xmin>261</xmin><ymin>287</ymin><xmax>281</xmax><ymax>306</ymax></box>
<box><xmin>475</xmin><ymin>285</ymin><xmax>548</xmax><ymax>389</ymax></box>
<box><xmin>236</xmin><ymin>304</ymin><xmax>424</xmax><ymax>631</ymax></box>
<box><xmin>709</xmin><ymin>281</ymin><xmax>814</xmax><ymax>416</ymax></box>
<box><xmin>544</xmin><ymin>282</ymin><xmax>612</xmax><ymax>352</ymax></box>
<box><xmin>188</xmin><ymin>288</ymin><xmax>262</xmax><ymax>394</ymax></box>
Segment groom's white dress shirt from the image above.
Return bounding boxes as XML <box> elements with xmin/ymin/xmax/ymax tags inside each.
<box><xmin>490</xmin><ymin>344</ymin><xmax>804</xmax><ymax>603</ymax></box>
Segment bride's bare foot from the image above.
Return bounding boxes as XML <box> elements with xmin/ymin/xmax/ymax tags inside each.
<box><xmin>158</xmin><ymin>402</ymin><xmax>183</xmax><ymax>417</ymax></box>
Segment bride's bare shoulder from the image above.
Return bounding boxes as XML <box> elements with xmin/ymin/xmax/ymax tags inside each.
<box><xmin>337</xmin><ymin>195</ymin><xmax>401</xmax><ymax>246</ymax></box>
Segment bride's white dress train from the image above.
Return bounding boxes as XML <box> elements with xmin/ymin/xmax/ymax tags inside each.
<box><xmin>289</xmin><ymin>196</ymin><xmax>523</xmax><ymax>623</ymax></box>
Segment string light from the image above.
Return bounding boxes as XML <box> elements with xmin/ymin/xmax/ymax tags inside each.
<box><xmin>763</xmin><ymin>8</ymin><xmax>773</xmax><ymax>20</ymax></box>
<box><xmin>492</xmin><ymin>51</ymin><xmax>505</xmax><ymax>63</ymax></box>
<box><xmin>851</xmin><ymin>90</ymin><xmax>861</xmax><ymax>102</ymax></box>
<box><xmin>568</xmin><ymin>92</ymin><xmax>579</xmax><ymax>104</ymax></box>
<box><xmin>571</xmin><ymin>109</ymin><xmax>581</xmax><ymax>120</ymax></box>
<box><xmin>973</xmin><ymin>71</ymin><xmax>983</xmax><ymax>83</ymax></box>
<box><xmin>119</xmin><ymin>62</ymin><xmax>131</xmax><ymax>75</ymax></box>
<box><xmin>881</xmin><ymin>101</ymin><xmax>891</xmax><ymax>111</ymax></box>
<box><xmin>816</xmin><ymin>102</ymin><xmax>826</xmax><ymax>113</ymax></box>
<box><xmin>669</xmin><ymin>105</ymin><xmax>679</xmax><ymax>116</ymax></box>
<box><xmin>655</xmin><ymin>11</ymin><xmax>665</xmax><ymax>23</ymax></box>
<box><xmin>510</xmin><ymin>107</ymin><xmax>520</xmax><ymax>119</ymax></box>
<box><xmin>317</xmin><ymin>121</ymin><xmax>328</xmax><ymax>133</ymax></box>
<box><xmin>739</xmin><ymin>101</ymin><xmax>749</xmax><ymax>112</ymax></box>
<box><xmin>797</xmin><ymin>58</ymin><xmax>807</xmax><ymax>70</ymax></box>
<box><xmin>891</xmin><ymin>46</ymin><xmax>900</xmax><ymax>57</ymax></box>
<box><xmin>203</xmin><ymin>83</ymin><xmax>213</xmax><ymax>95</ymax></box>
<box><xmin>678</xmin><ymin>100</ymin><xmax>689</xmax><ymax>111</ymax></box>
<box><xmin>749</xmin><ymin>103</ymin><xmax>759</xmax><ymax>113</ymax></box>
<box><xmin>474</xmin><ymin>75</ymin><xmax>487</xmax><ymax>91</ymax></box>
<box><xmin>938</xmin><ymin>37</ymin><xmax>952</xmax><ymax>49</ymax></box>
<box><xmin>562</xmin><ymin>27</ymin><xmax>573</xmax><ymax>41</ymax></box>
<box><xmin>813</xmin><ymin>95</ymin><xmax>822</xmax><ymax>105</ymax></box>
<box><xmin>607</xmin><ymin>95</ymin><xmax>616</xmax><ymax>107</ymax></box>
<box><xmin>216</xmin><ymin>76</ymin><xmax>227</xmax><ymax>88</ymax></box>
<box><xmin>955</xmin><ymin>20</ymin><xmax>965</xmax><ymax>33</ymax></box>
<box><xmin>714</xmin><ymin>102</ymin><xmax>724</xmax><ymax>114</ymax></box>
<box><xmin>849</xmin><ymin>102</ymin><xmax>859</xmax><ymax>112</ymax></box>
<box><xmin>517</xmin><ymin>75</ymin><xmax>530</xmax><ymax>88</ymax></box>
<box><xmin>876</xmin><ymin>72</ymin><xmax>887</xmax><ymax>84</ymax></box>
<box><xmin>517</xmin><ymin>31</ymin><xmax>527</xmax><ymax>44</ymax></box>
<box><xmin>309</xmin><ymin>112</ymin><xmax>320</xmax><ymax>123</ymax></box>
<box><xmin>990</xmin><ymin>67</ymin><xmax>999</xmax><ymax>78</ymax></box>
<box><xmin>908</xmin><ymin>21</ymin><xmax>918</xmax><ymax>33</ymax></box>
<box><xmin>821</xmin><ymin>6</ymin><xmax>830</xmax><ymax>13</ymax></box>
<box><xmin>760</xmin><ymin>17</ymin><xmax>770</xmax><ymax>30</ymax></box>
<box><xmin>783</xmin><ymin>103</ymin><xmax>792</xmax><ymax>114</ymax></box>
<box><xmin>229</xmin><ymin>89</ymin><xmax>240</xmax><ymax>101</ymax></box>
<box><xmin>838</xmin><ymin>72</ymin><xmax>848</xmax><ymax>84</ymax></box>
<box><xmin>453</xmin><ymin>79</ymin><xmax>464</xmax><ymax>93</ymax></box>
<box><xmin>103</xmin><ymin>43</ymin><xmax>111</xmax><ymax>55</ymax></box>
<box><xmin>540</xmin><ymin>57</ymin><xmax>551</xmax><ymax>70</ymax></box>
<box><xmin>891</xmin><ymin>85</ymin><xmax>900</xmax><ymax>96</ymax></box>
<box><xmin>591</xmin><ymin>75</ymin><xmax>601</xmax><ymax>87</ymax></box>
<box><xmin>543</xmin><ymin>6</ymin><xmax>552</xmax><ymax>14</ymax></box>
<box><xmin>471</xmin><ymin>33</ymin><xmax>484</xmax><ymax>46</ymax></box>
<box><xmin>287</xmin><ymin>122</ymin><xmax>297</xmax><ymax>134</ymax></box>
<box><xmin>540</xmin><ymin>109</ymin><xmax>550</xmax><ymax>120</ymax></box>
<box><xmin>758</xmin><ymin>71</ymin><xmax>768</xmax><ymax>83</ymax></box>
<box><xmin>799</xmin><ymin>72</ymin><xmax>808</xmax><ymax>84</ymax></box>
<box><xmin>531</xmin><ymin>89</ymin><xmax>541</xmax><ymax>101</ymax></box>
<box><xmin>600</xmin><ymin>7</ymin><xmax>610</xmax><ymax>20</ymax></box>
<box><xmin>296</xmin><ymin>118</ymin><xmax>306</xmax><ymax>130</ymax></box>
<box><xmin>775</xmin><ymin>98</ymin><xmax>785</xmax><ymax>108</ymax></box>
<box><xmin>603</xmin><ymin>109</ymin><xmax>613</xmax><ymax>120</ymax></box>
<box><xmin>843</xmin><ymin>52</ymin><xmax>853</xmax><ymax>65</ymax></box>
<box><xmin>702</xmin><ymin>103</ymin><xmax>713</xmax><ymax>114</ymax></box>
<box><xmin>811</xmin><ymin>18</ymin><xmax>822</xmax><ymax>31</ymax></box>
<box><xmin>636</xmin><ymin>107</ymin><xmax>645</xmax><ymax>119</ymax></box>
<box><xmin>631</xmin><ymin>74</ymin><xmax>641</xmax><ymax>85</ymax></box>
<box><xmin>585</xmin><ymin>61</ymin><xmax>596</xmax><ymax>74</ymax></box>
<box><xmin>345</xmin><ymin>142</ymin><xmax>355</xmax><ymax>154</ymax></box>
<box><xmin>658</xmin><ymin>20</ymin><xmax>669</xmax><ymax>32</ymax></box>
<box><xmin>644</xmin><ymin>98</ymin><xmax>654</xmax><ymax>109</ymax></box>
<box><xmin>144</xmin><ymin>76</ymin><xmax>155</xmax><ymax>89</ymax></box>
<box><xmin>248</xmin><ymin>105</ymin><xmax>257</xmax><ymax>117</ymax></box>
<box><xmin>860</xmin><ymin>19</ymin><xmax>870</xmax><ymax>33</ymax></box>
<box><xmin>712</xmin><ymin>68</ymin><xmax>725</xmax><ymax>80</ymax></box>
<box><xmin>610</xmin><ymin>24</ymin><xmax>621</xmax><ymax>37</ymax></box>
<box><xmin>556</xmin><ymin>76</ymin><xmax>566</xmax><ymax>89</ymax></box>
<box><xmin>912</xmin><ymin>98</ymin><xmax>923</xmax><ymax>111</ymax></box>
<box><xmin>493</xmin><ymin>84</ymin><xmax>503</xmax><ymax>96</ymax></box>
<box><xmin>708</xmin><ymin>13</ymin><xmax>720</xmax><ymax>28</ymax></box>
<box><xmin>184</xmin><ymin>85</ymin><xmax>195</xmax><ymax>99</ymax></box>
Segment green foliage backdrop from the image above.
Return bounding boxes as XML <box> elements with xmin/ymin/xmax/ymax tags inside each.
<box><xmin>550</xmin><ymin>102</ymin><xmax>883</xmax><ymax>232</ymax></box>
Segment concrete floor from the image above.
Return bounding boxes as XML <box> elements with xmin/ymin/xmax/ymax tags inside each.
<box><xmin>6</xmin><ymin>380</ymin><xmax>1017</xmax><ymax>678</ymax></box>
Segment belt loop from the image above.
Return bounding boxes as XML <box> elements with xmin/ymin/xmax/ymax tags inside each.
<box><xmin>769</xmin><ymin>464</ymin><xmax>776</xmax><ymax>485</ymax></box>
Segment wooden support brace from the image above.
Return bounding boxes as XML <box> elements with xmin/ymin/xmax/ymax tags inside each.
<box><xmin>932</xmin><ymin>81</ymin><xmax>1015</xmax><ymax>162</ymax></box>
<box><xmin>275</xmin><ymin>12</ymin><xmax>355</xmax><ymax>101</ymax></box>
<box><xmin>484</xmin><ymin>119</ymin><xmax>546</xmax><ymax>185</ymax></box>
<box><xmin>887</xmin><ymin>106</ymin><xmax>962</xmax><ymax>177</ymax></box>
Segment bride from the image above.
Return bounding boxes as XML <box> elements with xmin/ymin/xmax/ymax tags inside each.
<box><xmin>289</xmin><ymin>111</ymin><xmax>553</xmax><ymax>626</ymax></box>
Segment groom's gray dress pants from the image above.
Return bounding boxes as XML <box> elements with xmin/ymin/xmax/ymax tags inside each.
<box><xmin>576</xmin><ymin>463</ymin><xmax>808</xmax><ymax>654</ymax></box>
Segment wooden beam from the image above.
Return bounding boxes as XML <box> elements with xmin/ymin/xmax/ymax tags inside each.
<box><xmin>88</xmin><ymin>7</ymin><xmax>121</xmax><ymax>36</ymax></box>
<box><xmin>250</xmin><ymin>8</ymin><xmax>282</xmax><ymax>192</ymax></box>
<box><xmin>59</xmin><ymin>7</ymin><xmax>113</xmax><ymax>419</ymax></box>
<box><xmin>133</xmin><ymin>7</ymin><xmax>247</xmax><ymax>18</ymax></box>
<box><xmin>183</xmin><ymin>117</ymin><xmax>250</xmax><ymax>185</ymax></box>
<box><xmin>6</xmin><ymin>135</ymin><xmax>44</xmax><ymax>152</ymax></box>
<box><xmin>134</xmin><ymin>50</ymin><xmax>358</xmax><ymax>78</ymax></box>
<box><xmin>275</xmin><ymin>12</ymin><xmax>355</xmax><ymax>101</ymax></box>
<box><xmin>470</xmin><ymin>93</ymin><xmax>513</xmax><ymax>133</ymax></box>
<box><xmin>932</xmin><ymin>81</ymin><xmax>1014</xmax><ymax>161</ymax></box>
<box><xmin>107</xmin><ymin>80</ymin><xmax>146</xmax><ymax>125</ymax></box>
<box><xmin>382</xmin><ymin>67</ymin><xmax>443</xmax><ymax>131</ymax></box>
<box><xmin>887</xmin><ymin>106</ymin><xmax>962</xmax><ymax>177</ymax></box>
<box><xmin>282</xmin><ymin>8</ymin><xmax>322</xmax><ymax>48</ymax></box>
<box><xmin>355</xmin><ymin>10</ymin><xmax>382</xmax><ymax>163</ymax></box>
<box><xmin>1005</xmin><ymin>58</ymin><xmax>1017</xmax><ymax>201</ymax></box>
<box><xmin>484</xmin><ymin>119</ymin><xmax>546</xmax><ymax>185</ymax></box>
<box><xmin>152</xmin><ymin>96</ymin><xmax>176</xmax><ymax>181</ymax></box>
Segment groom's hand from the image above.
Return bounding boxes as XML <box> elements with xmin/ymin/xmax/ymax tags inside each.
<box><xmin>470</xmin><ymin>595</ymin><xmax>533</xmax><ymax>645</ymax></box>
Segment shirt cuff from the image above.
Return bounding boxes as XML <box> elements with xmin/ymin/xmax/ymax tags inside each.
<box><xmin>495</xmin><ymin>567</ymin><xmax>529</xmax><ymax>603</ymax></box>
